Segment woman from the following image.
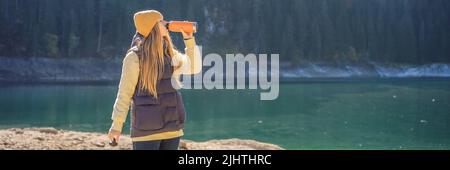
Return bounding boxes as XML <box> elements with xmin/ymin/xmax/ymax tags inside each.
<box><xmin>107</xmin><ymin>10</ymin><xmax>201</xmax><ymax>150</ymax></box>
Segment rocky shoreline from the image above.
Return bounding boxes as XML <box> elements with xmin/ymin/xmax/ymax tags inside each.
<box><xmin>0</xmin><ymin>128</ymin><xmax>284</xmax><ymax>150</ymax></box>
<box><xmin>1</xmin><ymin>56</ymin><xmax>449</xmax><ymax>83</ymax></box>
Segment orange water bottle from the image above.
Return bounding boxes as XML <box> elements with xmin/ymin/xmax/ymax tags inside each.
<box><xmin>166</xmin><ymin>21</ymin><xmax>197</xmax><ymax>34</ymax></box>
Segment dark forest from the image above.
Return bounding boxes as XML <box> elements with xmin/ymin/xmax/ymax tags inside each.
<box><xmin>1</xmin><ymin>0</ymin><xmax>449</xmax><ymax>64</ymax></box>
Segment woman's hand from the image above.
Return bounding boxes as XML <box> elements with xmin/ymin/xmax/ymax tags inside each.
<box><xmin>108</xmin><ymin>129</ymin><xmax>121</xmax><ymax>143</ymax></box>
<box><xmin>180</xmin><ymin>29</ymin><xmax>194</xmax><ymax>40</ymax></box>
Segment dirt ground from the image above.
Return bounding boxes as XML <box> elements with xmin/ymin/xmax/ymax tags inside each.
<box><xmin>0</xmin><ymin>127</ymin><xmax>284</xmax><ymax>150</ymax></box>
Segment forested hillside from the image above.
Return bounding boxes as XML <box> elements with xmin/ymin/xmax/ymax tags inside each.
<box><xmin>1</xmin><ymin>0</ymin><xmax>449</xmax><ymax>64</ymax></box>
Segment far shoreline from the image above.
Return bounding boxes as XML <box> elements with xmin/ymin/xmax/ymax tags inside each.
<box><xmin>2</xmin><ymin>56</ymin><xmax>450</xmax><ymax>84</ymax></box>
<box><xmin>1</xmin><ymin>77</ymin><xmax>450</xmax><ymax>86</ymax></box>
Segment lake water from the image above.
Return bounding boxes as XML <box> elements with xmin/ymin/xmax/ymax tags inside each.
<box><xmin>1</xmin><ymin>78</ymin><xmax>449</xmax><ymax>149</ymax></box>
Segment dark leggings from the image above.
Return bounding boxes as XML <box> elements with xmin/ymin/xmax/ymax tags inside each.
<box><xmin>132</xmin><ymin>137</ymin><xmax>180</xmax><ymax>150</ymax></box>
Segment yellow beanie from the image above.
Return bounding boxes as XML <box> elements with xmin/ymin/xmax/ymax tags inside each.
<box><xmin>133</xmin><ymin>10</ymin><xmax>163</xmax><ymax>38</ymax></box>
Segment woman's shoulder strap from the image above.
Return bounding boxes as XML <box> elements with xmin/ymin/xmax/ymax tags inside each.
<box><xmin>127</xmin><ymin>46</ymin><xmax>141</xmax><ymax>58</ymax></box>
<box><xmin>128</xmin><ymin>46</ymin><xmax>139</xmax><ymax>53</ymax></box>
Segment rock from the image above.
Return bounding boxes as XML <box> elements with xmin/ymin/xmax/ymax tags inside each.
<box><xmin>71</xmin><ymin>141</ymin><xmax>81</xmax><ymax>145</ymax></box>
<box><xmin>72</xmin><ymin>137</ymin><xmax>84</xmax><ymax>141</ymax></box>
<box><xmin>91</xmin><ymin>142</ymin><xmax>105</xmax><ymax>147</ymax></box>
<box><xmin>10</xmin><ymin>128</ymin><xmax>24</xmax><ymax>134</ymax></box>
<box><xmin>3</xmin><ymin>141</ymin><xmax>12</xmax><ymax>145</ymax></box>
<box><xmin>179</xmin><ymin>140</ymin><xmax>188</xmax><ymax>150</ymax></box>
<box><xmin>34</xmin><ymin>137</ymin><xmax>45</xmax><ymax>141</ymax></box>
<box><xmin>37</xmin><ymin>128</ymin><xmax>58</xmax><ymax>134</ymax></box>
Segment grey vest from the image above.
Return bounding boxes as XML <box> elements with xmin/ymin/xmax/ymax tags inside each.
<box><xmin>129</xmin><ymin>50</ymin><xmax>186</xmax><ymax>138</ymax></box>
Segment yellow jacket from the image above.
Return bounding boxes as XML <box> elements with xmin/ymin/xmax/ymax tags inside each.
<box><xmin>110</xmin><ymin>38</ymin><xmax>201</xmax><ymax>142</ymax></box>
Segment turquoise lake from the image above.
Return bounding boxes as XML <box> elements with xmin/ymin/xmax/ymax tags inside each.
<box><xmin>1</xmin><ymin>78</ymin><xmax>449</xmax><ymax>149</ymax></box>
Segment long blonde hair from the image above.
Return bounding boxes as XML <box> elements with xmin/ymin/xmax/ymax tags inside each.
<box><xmin>136</xmin><ymin>23</ymin><xmax>176</xmax><ymax>98</ymax></box>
